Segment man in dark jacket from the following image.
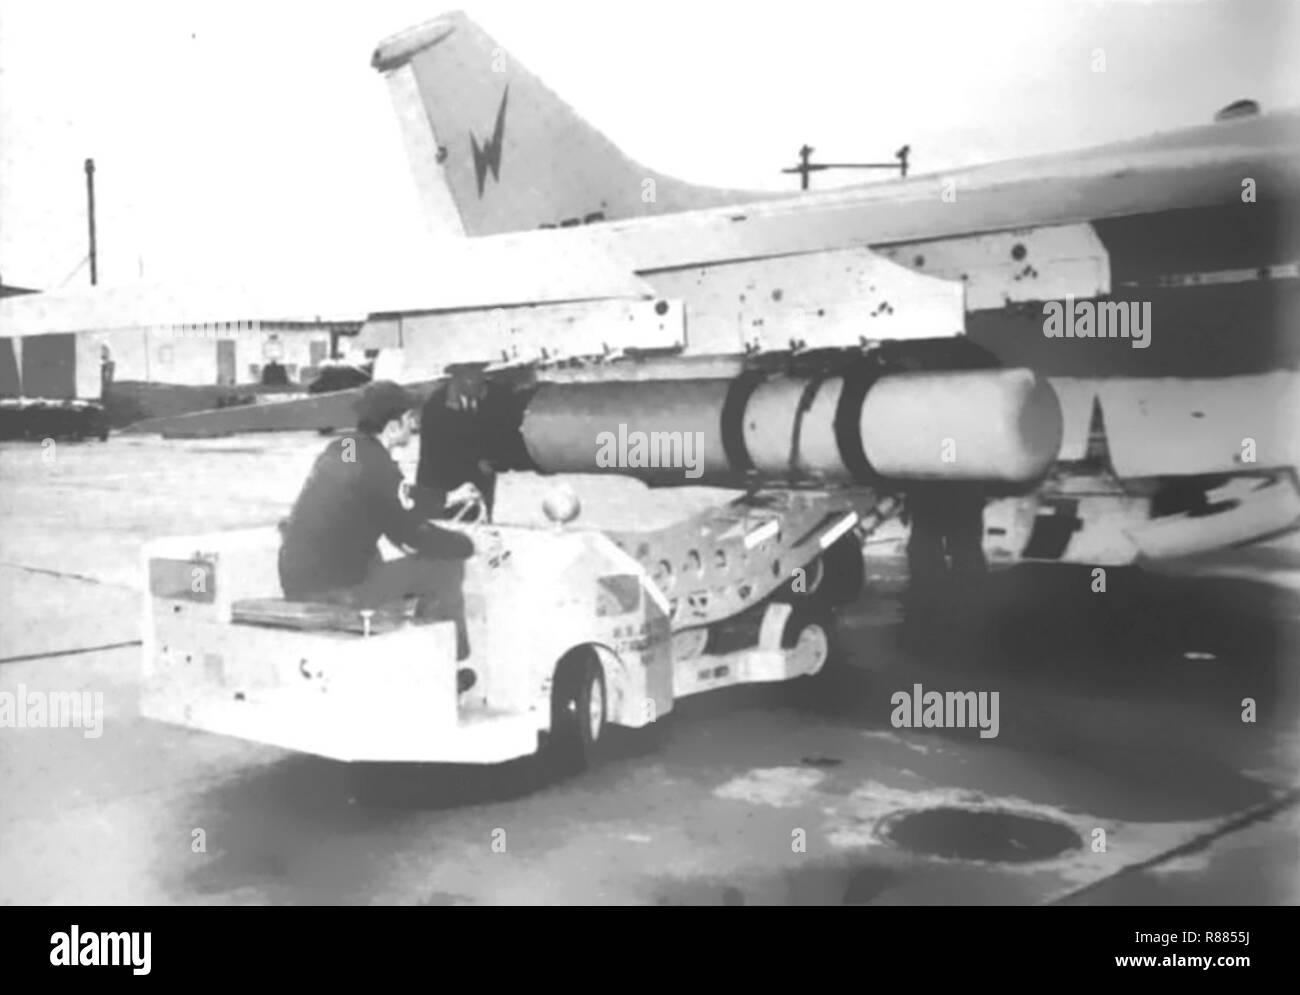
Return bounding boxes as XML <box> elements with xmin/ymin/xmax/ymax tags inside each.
<box><xmin>415</xmin><ymin>374</ymin><xmax>501</xmax><ymax>522</ymax></box>
<box><xmin>278</xmin><ymin>380</ymin><xmax>474</xmax><ymax>653</ymax></box>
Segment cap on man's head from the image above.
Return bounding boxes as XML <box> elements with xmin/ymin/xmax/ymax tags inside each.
<box><xmin>354</xmin><ymin>380</ymin><xmax>416</xmax><ymax>429</ymax></box>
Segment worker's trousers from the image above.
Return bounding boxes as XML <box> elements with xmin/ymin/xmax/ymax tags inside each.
<box><xmin>286</xmin><ymin>553</ymin><xmax>469</xmax><ymax>659</ymax></box>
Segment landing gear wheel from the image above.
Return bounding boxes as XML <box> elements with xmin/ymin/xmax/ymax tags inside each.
<box><xmin>544</xmin><ymin>648</ymin><xmax>606</xmax><ymax>775</ymax></box>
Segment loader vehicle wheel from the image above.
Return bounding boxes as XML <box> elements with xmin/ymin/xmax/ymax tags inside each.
<box><xmin>544</xmin><ymin>648</ymin><xmax>606</xmax><ymax>774</ymax></box>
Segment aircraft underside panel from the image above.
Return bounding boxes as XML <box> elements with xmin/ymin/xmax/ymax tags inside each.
<box><xmin>970</xmin><ymin>472</ymin><xmax>1300</xmax><ymax>567</ymax></box>
<box><xmin>1095</xmin><ymin>372</ymin><xmax>1300</xmax><ymax>478</ymax></box>
<box><xmin>1127</xmin><ymin>475</ymin><xmax>1300</xmax><ymax>559</ymax></box>
<box><xmin>360</xmin><ymin>297</ymin><xmax>686</xmax><ymax>380</ymax></box>
<box><xmin>962</xmin><ymin>203</ymin><xmax>1300</xmax><ymax>379</ymax></box>
<box><xmin>874</xmin><ymin>223</ymin><xmax>1110</xmax><ymax>311</ymax></box>
<box><xmin>1043</xmin><ymin>371</ymin><xmax>1300</xmax><ymax>479</ymax></box>
<box><xmin>646</xmin><ymin>247</ymin><xmax>966</xmax><ymax>355</ymax></box>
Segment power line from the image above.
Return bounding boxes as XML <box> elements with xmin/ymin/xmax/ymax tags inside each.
<box><xmin>54</xmin><ymin>252</ymin><xmax>89</xmax><ymax>289</ymax></box>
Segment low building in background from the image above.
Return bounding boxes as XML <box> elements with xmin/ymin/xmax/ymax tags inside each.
<box><xmin>0</xmin><ymin>282</ymin><xmax>362</xmax><ymax>426</ymax></box>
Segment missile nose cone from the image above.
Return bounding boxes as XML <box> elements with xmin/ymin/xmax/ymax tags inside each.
<box><xmin>859</xmin><ymin>369</ymin><xmax>1063</xmax><ymax>484</ymax></box>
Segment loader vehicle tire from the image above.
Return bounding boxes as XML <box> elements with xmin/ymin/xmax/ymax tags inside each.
<box><xmin>544</xmin><ymin>647</ymin><xmax>606</xmax><ymax>775</ymax></box>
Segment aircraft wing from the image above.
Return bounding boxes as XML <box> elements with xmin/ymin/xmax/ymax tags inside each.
<box><xmin>974</xmin><ymin>373</ymin><xmax>1300</xmax><ymax>565</ymax></box>
<box><xmin>120</xmin><ymin>380</ymin><xmax>442</xmax><ymax>438</ymax></box>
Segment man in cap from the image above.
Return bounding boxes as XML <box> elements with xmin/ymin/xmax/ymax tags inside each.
<box><xmin>414</xmin><ymin>373</ymin><xmax>503</xmax><ymax>523</ymax></box>
<box><xmin>278</xmin><ymin>380</ymin><xmax>474</xmax><ymax>654</ymax></box>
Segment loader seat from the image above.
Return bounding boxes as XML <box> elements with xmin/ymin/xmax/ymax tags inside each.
<box><xmin>231</xmin><ymin>597</ymin><xmax>417</xmax><ymax>635</ymax></box>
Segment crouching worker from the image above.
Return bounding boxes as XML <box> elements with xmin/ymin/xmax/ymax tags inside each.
<box><xmin>278</xmin><ymin>381</ymin><xmax>475</xmax><ymax>658</ymax></box>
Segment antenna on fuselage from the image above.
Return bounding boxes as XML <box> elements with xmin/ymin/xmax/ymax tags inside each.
<box><xmin>781</xmin><ymin>143</ymin><xmax>910</xmax><ymax>190</ymax></box>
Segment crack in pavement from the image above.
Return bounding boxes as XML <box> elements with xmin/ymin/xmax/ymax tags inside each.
<box><xmin>1047</xmin><ymin>788</ymin><xmax>1300</xmax><ymax>904</ymax></box>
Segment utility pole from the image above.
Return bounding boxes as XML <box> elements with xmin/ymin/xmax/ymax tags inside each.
<box><xmin>84</xmin><ymin>158</ymin><xmax>97</xmax><ymax>286</ymax></box>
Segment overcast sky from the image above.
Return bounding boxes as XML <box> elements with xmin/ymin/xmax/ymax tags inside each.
<box><xmin>1</xmin><ymin>0</ymin><xmax>1297</xmax><ymax>292</ymax></box>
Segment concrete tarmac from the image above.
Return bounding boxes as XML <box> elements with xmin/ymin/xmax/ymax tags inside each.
<box><xmin>1</xmin><ymin>434</ymin><xmax>1296</xmax><ymax>904</ymax></box>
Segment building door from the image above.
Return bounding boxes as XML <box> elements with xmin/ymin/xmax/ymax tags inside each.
<box><xmin>216</xmin><ymin>339</ymin><xmax>236</xmax><ymax>386</ymax></box>
<box><xmin>21</xmin><ymin>333</ymin><xmax>77</xmax><ymax>398</ymax></box>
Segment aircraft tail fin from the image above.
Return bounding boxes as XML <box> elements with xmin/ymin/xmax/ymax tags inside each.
<box><xmin>371</xmin><ymin>11</ymin><xmax>772</xmax><ymax>237</ymax></box>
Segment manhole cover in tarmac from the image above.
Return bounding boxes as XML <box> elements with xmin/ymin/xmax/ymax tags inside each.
<box><xmin>879</xmin><ymin>807</ymin><xmax>1082</xmax><ymax>863</ymax></box>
